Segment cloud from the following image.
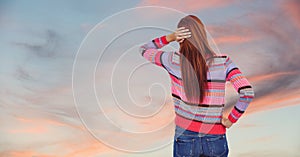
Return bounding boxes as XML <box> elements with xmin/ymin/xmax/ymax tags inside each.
<box><xmin>209</xmin><ymin>0</ymin><xmax>300</xmax><ymax>117</ymax></box>
<box><xmin>212</xmin><ymin>35</ymin><xmax>255</xmax><ymax>45</ymax></box>
<box><xmin>0</xmin><ymin>106</ymin><xmax>113</xmax><ymax>156</ymax></box>
<box><xmin>139</xmin><ymin>0</ymin><xmax>236</xmax><ymax>12</ymax></box>
<box><xmin>282</xmin><ymin>0</ymin><xmax>300</xmax><ymax>30</ymax></box>
<box><xmin>207</xmin><ymin>23</ymin><xmax>259</xmax><ymax>45</ymax></box>
<box><xmin>1</xmin><ymin>0</ymin><xmax>300</xmax><ymax>156</ymax></box>
<box><xmin>0</xmin><ymin>151</ymin><xmax>56</xmax><ymax>157</ymax></box>
<box><xmin>1</xmin><ymin>28</ymin><xmax>73</xmax><ymax>106</ymax></box>
<box><xmin>224</xmin><ymin>71</ymin><xmax>300</xmax><ymax>115</ymax></box>
<box><xmin>14</xmin><ymin>66</ymin><xmax>33</xmax><ymax>81</ymax></box>
<box><xmin>250</xmin><ymin>71</ymin><xmax>300</xmax><ymax>99</ymax></box>
<box><xmin>13</xmin><ymin>30</ymin><xmax>60</xmax><ymax>58</ymax></box>
<box><xmin>248</xmin><ymin>8</ymin><xmax>299</xmax><ymax>72</ymax></box>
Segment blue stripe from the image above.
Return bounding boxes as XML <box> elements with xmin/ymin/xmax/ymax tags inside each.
<box><xmin>173</xmin><ymin>100</ymin><xmax>223</xmax><ymax>116</ymax></box>
<box><xmin>205</xmin><ymin>89</ymin><xmax>225</xmax><ymax>92</ymax></box>
<box><xmin>175</xmin><ymin>108</ymin><xmax>221</xmax><ymax>123</ymax></box>
<box><xmin>240</xmin><ymin>97</ymin><xmax>253</xmax><ymax>102</ymax></box>
<box><xmin>236</xmin><ymin>101</ymin><xmax>249</xmax><ymax>110</ymax></box>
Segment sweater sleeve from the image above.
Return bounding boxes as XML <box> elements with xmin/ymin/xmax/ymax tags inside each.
<box><xmin>225</xmin><ymin>56</ymin><xmax>255</xmax><ymax>123</ymax></box>
<box><xmin>139</xmin><ymin>35</ymin><xmax>170</xmax><ymax>67</ymax></box>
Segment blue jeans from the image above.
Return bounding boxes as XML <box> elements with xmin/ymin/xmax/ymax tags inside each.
<box><xmin>173</xmin><ymin>125</ymin><xmax>229</xmax><ymax>157</ymax></box>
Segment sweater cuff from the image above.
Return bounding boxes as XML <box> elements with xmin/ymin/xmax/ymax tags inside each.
<box><xmin>161</xmin><ymin>35</ymin><xmax>169</xmax><ymax>45</ymax></box>
<box><xmin>152</xmin><ymin>35</ymin><xmax>169</xmax><ymax>48</ymax></box>
<box><xmin>228</xmin><ymin>114</ymin><xmax>238</xmax><ymax>123</ymax></box>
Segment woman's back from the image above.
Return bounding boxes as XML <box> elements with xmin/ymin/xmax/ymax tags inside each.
<box><xmin>140</xmin><ymin>35</ymin><xmax>254</xmax><ymax>134</ymax></box>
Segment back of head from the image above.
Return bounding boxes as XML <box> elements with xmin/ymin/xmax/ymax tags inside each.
<box><xmin>177</xmin><ymin>15</ymin><xmax>216</xmax><ymax>103</ymax></box>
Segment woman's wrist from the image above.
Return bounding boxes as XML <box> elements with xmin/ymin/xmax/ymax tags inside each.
<box><xmin>166</xmin><ymin>33</ymin><xmax>176</xmax><ymax>43</ymax></box>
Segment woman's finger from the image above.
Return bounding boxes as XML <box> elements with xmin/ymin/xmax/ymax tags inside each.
<box><xmin>177</xmin><ymin>29</ymin><xmax>190</xmax><ymax>34</ymax></box>
<box><xmin>178</xmin><ymin>39</ymin><xmax>184</xmax><ymax>43</ymax></box>
<box><xmin>177</xmin><ymin>32</ymin><xmax>191</xmax><ymax>36</ymax></box>
<box><xmin>175</xmin><ymin>27</ymin><xmax>191</xmax><ymax>43</ymax></box>
<box><xmin>176</xmin><ymin>27</ymin><xmax>186</xmax><ymax>31</ymax></box>
<box><xmin>176</xmin><ymin>35</ymin><xmax>191</xmax><ymax>40</ymax></box>
<box><xmin>176</xmin><ymin>30</ymin><xmax>191</xmax><ymax>38</ymax></box>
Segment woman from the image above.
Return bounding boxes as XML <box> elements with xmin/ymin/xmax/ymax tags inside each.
<box><xmin>140</xmin><ymin>15</ymin><xmax>254</xmax><ymax>157</ymax></box>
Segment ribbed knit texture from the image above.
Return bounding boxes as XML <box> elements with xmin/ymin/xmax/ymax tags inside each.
<box><xmin>140</xmin><ymin>35</ymin><xmax>254</xmax><ymax>134</ymax></box>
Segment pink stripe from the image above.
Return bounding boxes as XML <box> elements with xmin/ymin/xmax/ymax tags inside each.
<box><xmin>227</xmin><ymin>69</ymin><xmax>240</xmax><ymax>80</ymax></box>
<box><xmin>171</xmin><ymin>86</ymin><xmax>181</xmax><ymax>95</ymax></box>
<box><xmin>207</xmin><ymin>82</ymin><xmax>225</xmax><ymax>89</ymax></box>
<box><xmin>202</xmin><ymin>97</ymin><xmax>225</xmax><ymax>104</ymax></box>
<box><xmin>225</xmin><ymin>56</ymin><xmax>230</xmax><ymax>63</ymax></box>
<box><xmin>143</xmin><ymin>49</ymin><xmax>155</xmax><ymax>61</ymax></box>
<box><xmin>154</xmin><ymin>51</ymin><xmax>163</xmax><ymax>66</ymax></box>
<box><xmin>179</xmin><ymin>96</ymin><xmax>225</xmax><ymax>104</ymax></box>
<box><xmin>232</xmin><ymin>79</ymin><xmax>251</xmax><ymax>91</ymax></box>
<box><xmin>170</xmin><ymin>74</ymin><xmax>182</xmax><ymax>85</ymax></box>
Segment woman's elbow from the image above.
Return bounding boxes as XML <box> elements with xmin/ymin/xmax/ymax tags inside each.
<box><xmin>139</xmin><ymin>45</ymin><xmax>146</xmax><ymax>56</ymax></box>
<box><xmin>241</xmin><ymin>86</ymin><xmax>255</xmax><ymax>102</ymax></box>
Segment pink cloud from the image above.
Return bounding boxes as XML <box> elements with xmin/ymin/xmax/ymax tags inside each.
<box><xmin>212</xmin><ymin>35</ymin><xmax>255</xmax><ymax>44</ymax></box>
<box><xmin>10</xmin><ymin>126</ymin><xmax>47</xmax><ymax>134</ymax></box>
<box><xmin>206</xmin><ymin>22</ymin><xmax>261</xmax><ymax>46</ymax></box>
<box><xmin>63</xmin><ymin>142</ymin><xmax>113</xmax><ymax>157</ymax></box>
<box><xmin>0</xmin><ymin>151</ymin><xmax>56</xmax><ymax>157</ymax></box>
<box><xmin>243</xmin><ymin>71</ymin><xmax>300</xmax><ymax>114</ymax></box>
<box><xmin>6</xmin><ymin>116</ymin><xmax>84</xmax><ymax>135</ymax></box>
<box><xmin>30</xmin><ymin>116</ymin><xmax>83</xmax><ymax>129</ymax></box>
<box><xmin>1</xmin><ymin>114</ymin><xmax>114</xmax><ymax>156</ymax></box>
<box><xmin>246</xmin><ymin>94</ymin><xmax>300</xmax><ymax>115</ymax></box>
<box><xmin>248</xmin><ymin>71</ymin><xmax>298</xmax><ymax>83</ymax></box>
<box><xmin>139</xmin><ymin>0</ymin><xmax>236</xmax><ymax>12</ymax></box>
<box><xmin>282</xmin><ymin>0</ymin><xmax>300</xmax><ymax>30</ymax></box>
<box><xmin>223</xmin><ymin>71</ymin><xmax>300</xmax><ymax>118</ymax></box>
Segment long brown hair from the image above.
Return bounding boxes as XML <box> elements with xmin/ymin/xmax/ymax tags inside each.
<box><xmin>178</xmin><ymin>15</ymin><xmax>216</xmax><ymax>103</ymax></box>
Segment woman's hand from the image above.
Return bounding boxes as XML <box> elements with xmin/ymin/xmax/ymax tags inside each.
<box><xmin>222</xmin><ymin>116</ymin><xmax>233</xmax><ymax>128</ymax></box>
<box><xmin>166</xmin><ymin>27</ymin><xmax>191</xmax><ymax>43</ymax></box>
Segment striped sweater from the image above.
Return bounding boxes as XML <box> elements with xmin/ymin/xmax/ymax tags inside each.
<box><xmin>140</xmin><ymin>35</ymin><xmax>254</xmax><ymax>134</ymax></box>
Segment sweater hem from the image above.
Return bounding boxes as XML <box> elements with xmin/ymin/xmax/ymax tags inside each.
<box><xmin>175</xmin><ymin>115</ymin><xmax>226</xmax><ymax>135</ymax></box>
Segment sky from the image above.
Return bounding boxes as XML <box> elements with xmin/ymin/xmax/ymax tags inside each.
<box><xmin>0</xmin><ymin>0</ymin><xmax>300</xmax><ymax>156</ymax></box>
